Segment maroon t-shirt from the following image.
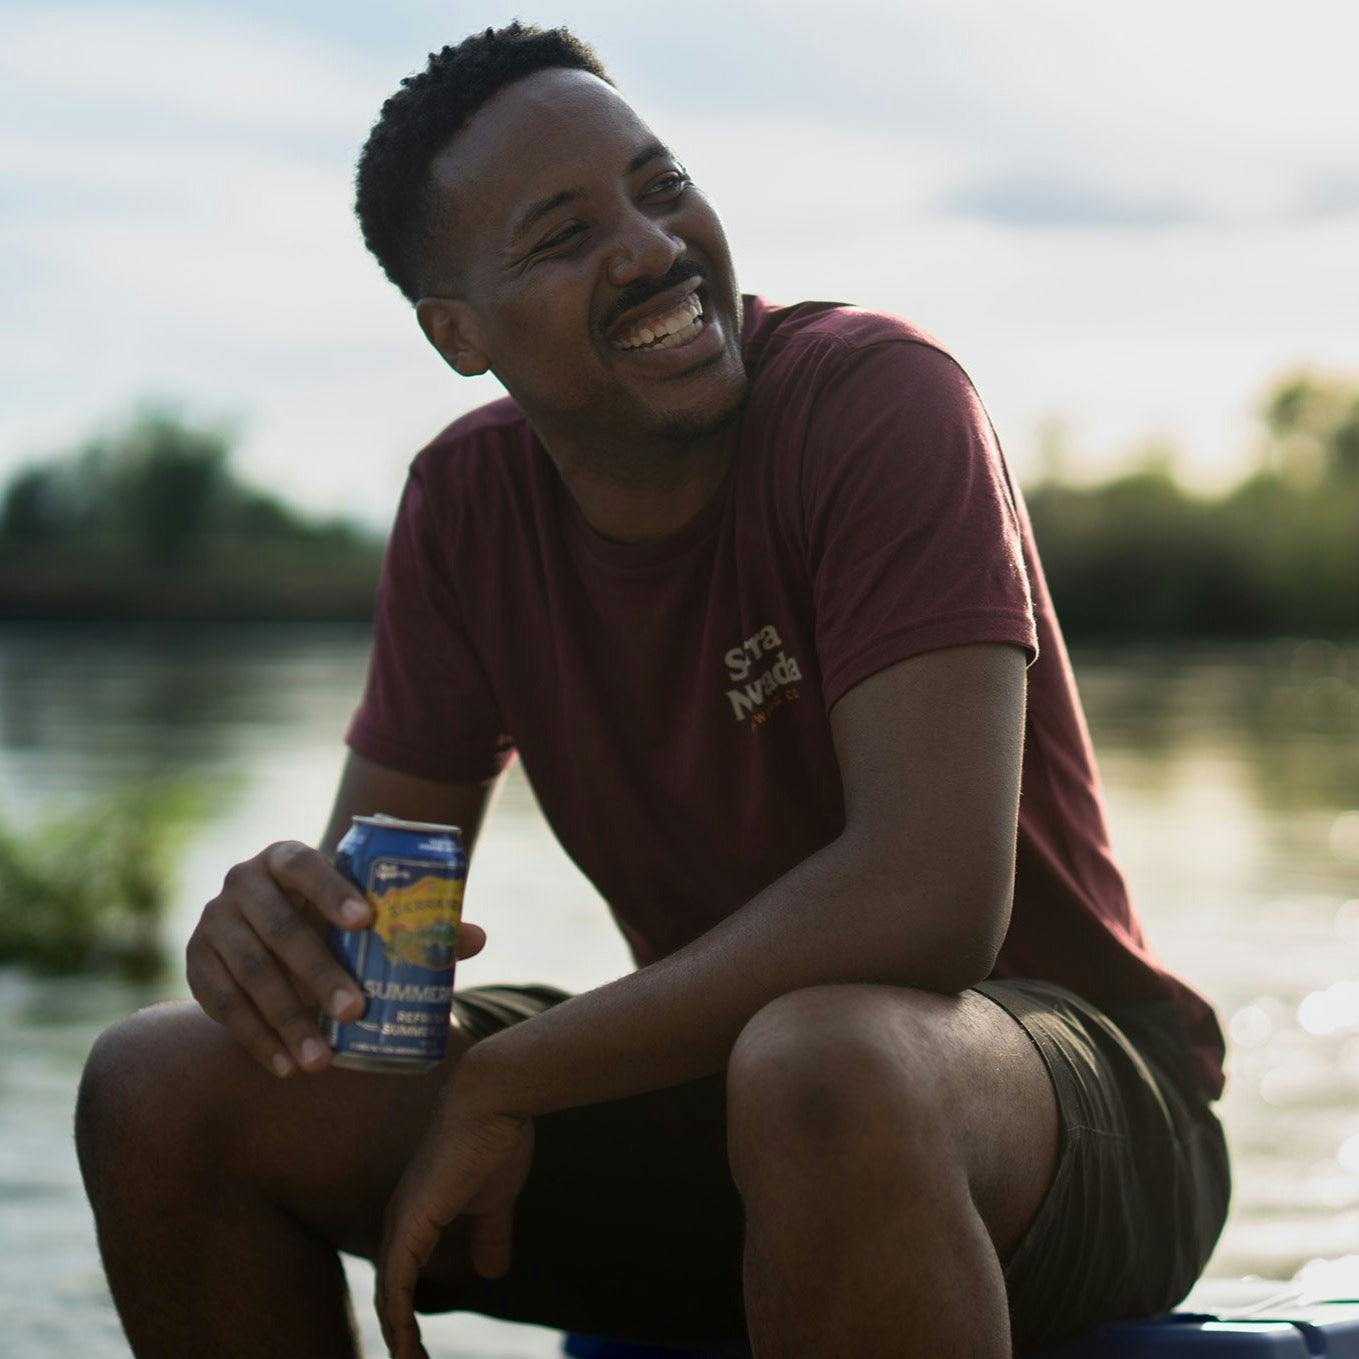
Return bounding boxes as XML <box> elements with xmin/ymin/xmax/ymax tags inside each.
<box><xmin>347</xmin><ymin>296</ymin><xmax>1227</xmax><ymax>1101</ymax></box>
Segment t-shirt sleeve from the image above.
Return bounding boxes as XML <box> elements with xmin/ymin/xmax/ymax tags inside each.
<box><xmin>345</xmin><ymin>464</ymin><xmax>513</xmax><ymax>783</ymax></box>
<box><xmin>804</xmin><ymin>339</ymin><xmax>1038</xmax><ymax>711</ymax></box>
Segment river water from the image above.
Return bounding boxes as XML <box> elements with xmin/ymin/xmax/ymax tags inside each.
<box><xmin>2</xmin><ymin>624</ymin><xmax>1358</xmax><ymax>1357</ymax></box>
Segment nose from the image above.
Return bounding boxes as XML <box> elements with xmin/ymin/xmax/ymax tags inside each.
<box><xmin>605</xmin><ymin>207</ymin><xmax>684</xmax><ymax>289</ymax></box>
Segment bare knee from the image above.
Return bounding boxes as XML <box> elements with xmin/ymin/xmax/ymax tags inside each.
<box><xmin>726</xmin><ymin>985</ymin><xmax>956</xmax><ymax>1186</ymax></box>
<box><xmin>76</xmin><ymin>1001</ymin><xmax>242</xmax><ymax>1199</ymax></box>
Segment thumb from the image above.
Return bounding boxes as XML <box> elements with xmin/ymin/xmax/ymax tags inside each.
<box><xmin>469</xmin><ymin>1206</ymin><xmax>515</xmax><ymax>1280</ymax></box>
<box><xmin>456</xmin><ymin>921</ymin><xmax>487</xmax><ymax>961</ymax></box>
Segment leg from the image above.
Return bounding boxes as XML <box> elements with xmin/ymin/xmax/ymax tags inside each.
<box><xmin>75</xmin><ymin>1001</ymin><xmax>485</xmax><ymax>1359</ymax></box>
<box><xmin>726</xmin><ymin>984</ymin><xmax>1061</xmax><ymax>1359</ymax></box>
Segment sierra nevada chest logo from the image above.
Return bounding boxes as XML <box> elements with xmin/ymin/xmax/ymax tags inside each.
<box><xmin>724</xmin><ymin>623</ymin><xmax>804</xmax><ymax>730</ymax></box>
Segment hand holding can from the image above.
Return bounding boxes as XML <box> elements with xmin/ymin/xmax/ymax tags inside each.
<box><xmin>186</xmin><ymin>834</ymin><xmax>483</xmax><ymax>1077</ymax></box>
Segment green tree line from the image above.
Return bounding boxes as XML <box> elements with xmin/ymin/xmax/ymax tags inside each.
<box><xmin>1</xmin><ymin>370</ymin><xmax>1356</xmax><ymax>635</ymax></box>
<box><xmin>1024</xmin><ymin>368</ymin><xmax>1359</xmax><ymax>639</ymax></box>
<box><xmin>0</xmin><ymin>407</ymin><xmax>383</xmax><ymax>620</ymax></box>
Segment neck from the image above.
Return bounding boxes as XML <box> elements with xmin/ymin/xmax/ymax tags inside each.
<box><xmin>540</xmin><ymin>422</ymin><xmax>740</xmax><ymax>545</ymax></box>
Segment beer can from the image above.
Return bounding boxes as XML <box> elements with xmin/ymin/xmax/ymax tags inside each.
<box><xmin>323</xmin><ymin>814</ymin><xmax>467</xmax><ymax>1073</ymax></box>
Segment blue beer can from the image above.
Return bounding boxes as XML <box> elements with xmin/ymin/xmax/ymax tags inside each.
<box><xmin>323</xmin><ymin>814</ymin><xmax>467</xmax><ymax>1073</ymax></box>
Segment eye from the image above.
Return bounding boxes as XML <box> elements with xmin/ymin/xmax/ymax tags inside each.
<box><xmin>647</xmin><ymin>170</ymin><xmax>691</xmax><ymax>197</ymax></box>
<box><xmin>535</xmin><ymin>223</ymin><xmax>586</xmax><ymax>253</ymax></box>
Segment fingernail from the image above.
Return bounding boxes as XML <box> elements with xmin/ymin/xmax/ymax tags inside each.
<box><xmin>271</xmin><ymin>1053</ymin><xmax>294</xmax><ymax>1077</ymax></box>
<box><xmin>331</xmin><ymin>987</ymin><xmax>360</xmax><ymax>1018</ymax></box>
<box><xmin>300</xmin><ymin>1038</ymin><xmax>327</xmax><ymax>1067</ymax></box>
<box><xmin>341</xmin><ymin>897</ymin><xmax>370</xmax><ymax>927</ymax></box>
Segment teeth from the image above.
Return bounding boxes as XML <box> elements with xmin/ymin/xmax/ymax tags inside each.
<box><xmin>612</xmin><ymin>292</ymin><xmax>704</xmax><ymax>350</ymax></box>
<box><xmin>645</xmin><ymin>315</ymin><xmax>702</xmax><ymax>350</ymax></box>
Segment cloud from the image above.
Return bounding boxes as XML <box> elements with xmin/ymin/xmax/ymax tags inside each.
<box><xmin>0</xmin><ymin>5</ymin><xmax>384</xmax><ymax>140</ymax></box>
<box><xmin>1302</xmin><ymin>176</ymin><xmax>1359</xmax><ymax>218</ymax></box>
<box><xmin>2</xmin><ymin>0</ymin><xmax>1357</xmax><ymax>520</ymax></box>
<box><xmin>720</xmin><ymin>0</ymin><xmax>1359</xmax><ymax>229</ymax></box>
<box><xmin>939</xmin><ymin>175</ymin><xmax>1203</xmax><ymax>229</ymax></box>
<box><xmin>0</xmin><ymin>5</ymin><xmax>423</xmax><ymax>515</ymax></box>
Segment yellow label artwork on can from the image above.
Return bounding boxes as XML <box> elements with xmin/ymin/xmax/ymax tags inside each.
<box><xmin>365</xmin><ymin>858</ymin><xmax>464</xmax><ymax>971</ymax></box>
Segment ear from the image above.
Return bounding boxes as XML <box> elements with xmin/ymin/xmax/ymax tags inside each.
<box><xmin>416</xmin><ymin>298</ymin><xmax>490</xmax><ymax>377</ymax></box>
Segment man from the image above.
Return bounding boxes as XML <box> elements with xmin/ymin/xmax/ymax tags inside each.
<box><xmin>76</xmin><ymin>23</ymin><xmax>1231</xmax><ymax>1359</ymax></box>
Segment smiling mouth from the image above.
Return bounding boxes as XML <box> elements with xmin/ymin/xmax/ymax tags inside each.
<box><xmin>609</xmin><ymin>290</ymin><xmax>705</xmax><ymax>352</ymax></box>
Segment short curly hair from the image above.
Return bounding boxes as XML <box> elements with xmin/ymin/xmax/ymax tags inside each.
<box><xmin>355</xmin><ymin>22</ymin><xmax>612</xmax><ymax>303</ymax></box>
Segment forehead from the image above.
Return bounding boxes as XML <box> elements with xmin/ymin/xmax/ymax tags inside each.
<box><xmin>427</xmin><ymin>68</ymin><xmax>657</xmax><ymax>242</ymax></box>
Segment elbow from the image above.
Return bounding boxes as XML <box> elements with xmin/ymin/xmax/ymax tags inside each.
<box><xmin>904</xmin><ymin>883</ymin><xmax>1013</xmax><ymax>996</ymax></box>
<box><xmin>842</xmin><ymin>838</ymin><xmax>1014</xmax><ymax>994</ymax></box>
<box><xmin>970</xmin><ymin>885</ymin><xmax>1013</xmax><ymax>983</ymax></box>
<box><xmin>927</xmin><ymin>943</ymin><xmax>1000</xmax><ymax>996</ymax></box>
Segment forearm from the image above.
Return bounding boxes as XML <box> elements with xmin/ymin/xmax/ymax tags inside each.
<box><xmin>464</xmin><ymin>828</ymin><xmax>1004</xmax><ymax>1117</ymax></box>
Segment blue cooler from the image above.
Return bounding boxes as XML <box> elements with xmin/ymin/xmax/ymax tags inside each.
<box><xmin>561</xmin><ymin>1279</ymin><xmax>1359</xmax><ymax>1357</ymax></box>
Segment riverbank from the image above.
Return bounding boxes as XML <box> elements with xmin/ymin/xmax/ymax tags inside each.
<box><xmin>0</xmin><ymin>550</ymin><xmax>380</xmax><ymax>622</ymax></box>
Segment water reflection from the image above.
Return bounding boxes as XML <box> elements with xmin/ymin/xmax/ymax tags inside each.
<box><xmin>1075</xmin><ymin>638</ymin><xmax>1359</xmax><ymax>814</ymax></box>
<box><xmin>2</xmin><ymin>627</ymin><xmax>1358</xmax><ymax>1354</ymax></box>
<box><xmin>0</xmin><ymin>622</ymin><xmax>375</xmax><ymax>813</ymax></box>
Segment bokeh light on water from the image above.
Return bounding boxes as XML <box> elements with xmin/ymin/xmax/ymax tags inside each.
<box><xmin>2</xmin><ymin>627</ymin><xmax>1358</xmax><ymax>1355</ymax></box>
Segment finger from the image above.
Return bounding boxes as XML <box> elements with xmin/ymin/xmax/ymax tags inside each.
<box><xmin>186</xmin><ymin>945</ymin><xmax>297</xmax><ymax>1078</ymax></box>
<box><xmin>377</xmin><ymin>1227</ymin><xmax>432</xmax><ymax>1359</ymax></box>
<box><xmin>455</xmin><ymin>922</ymin><xmax>486</xmax><ymax>961</ymax></box>
<box><xmin>238</xmin><ymin>881</ymin><xmax>366</xmax><ymax>1023</ymax></box>
<box><xmin>214</xmin><ymin>917</ymin><xmax>333</xmax><ymax>1073</ymax></box>
<box><xmin>264</xmin><ymin>839</ymin><xmax>372</xmax><ymax>930</ymax></box>
<box><xmin>469</xmin><ymin>1207</ymin><xmax>514</xmax><ymax>1280</ymax></box>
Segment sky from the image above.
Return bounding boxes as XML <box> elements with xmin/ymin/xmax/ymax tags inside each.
<box><xmin>4</xmin><ymin>0</ymin><xmax>1357</xmax><ymax>526</ymax></box>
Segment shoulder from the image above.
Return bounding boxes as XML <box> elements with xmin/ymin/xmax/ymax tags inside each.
<box><xmin>398</xmin><ymin>394</ymin><xmax>541</xmax><ymax>536</ymax></box>
<box><xmin>743</xmin><ymin>295</ymin><xmax>960</xmax><ymax>371</ymax></box>
<box><xmin>741</xmin><ymin>297</ymin><xmax>993</xmax><ymax>464</ymax></box>
<box><xmin>741</xmin><ymin>297</ymin><xmax>979</xmax><ymax>422</ymax></box>
<box><xmin>410</xmin><ymin>395</ymin><xmax>532</xmax><ymax>483</ymax></box>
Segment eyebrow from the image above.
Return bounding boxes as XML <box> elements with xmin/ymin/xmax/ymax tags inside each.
<box><xmin>507</xmin><ymin>139</ymin><xmax>674</xmax><ymax>247</ymax></box>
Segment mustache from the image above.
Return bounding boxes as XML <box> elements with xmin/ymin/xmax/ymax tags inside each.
<box><xmin>603</xmin><ymin>258</ymin><xmax>706</xmax><ymax>333</ymax></box>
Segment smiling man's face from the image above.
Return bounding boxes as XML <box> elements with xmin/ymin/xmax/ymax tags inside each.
<box><xmin>416</xmin><ymin>67</ymin><xmax>748</xmax><ymax>452</ymax></box>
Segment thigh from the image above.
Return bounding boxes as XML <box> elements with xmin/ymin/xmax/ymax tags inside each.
<box><xmin>85</xmin><ymin>985</ymin><xmax>573</xmax><ymax>1266</ymax></box>
<box><xmin>425</xmin><ymin>981</ymin><xmax>1057</xmax><ymax>1347</ymax></box>
<box><xmin>722</xmin><ymin>982</ymin><xmax>1062</xmax><ymax>1269</ymax></box>
<box><xmin>418</xmin><ymin>993</ymin><xmax>745</xmax><ymax>1344</ymax></box>
<box><xmin>972</xmin><ymin>980</ymin><xmax>1233</xmax><ymax>1350</ymax></box>
<box><xmin>422</xmin><ymin>981</ymin><xmax>1230</xmax><ymax>1352</ymax></box>
<box><xmin>246</xmin><ymin>985</ymin><xmax>579</xmax><ymax>1268</ymax></box>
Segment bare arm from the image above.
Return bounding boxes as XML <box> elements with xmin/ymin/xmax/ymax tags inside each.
<box><xmin>317</xmin><ymin>749</ymin><xmax>500</xmax><ymax>858</ymax></box>
<box><xmin>462</xmin><ymin>640</ymin><xmax>1027</xmax><ymax>1113</ymax></box>
<box><xmin>185</xmin><ymin>750</ymin><xmax>501</xmax><ymax>1077</ymax></box>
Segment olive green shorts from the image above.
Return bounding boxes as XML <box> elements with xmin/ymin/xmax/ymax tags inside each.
<box><xmin>415</xmin><ymin>978</ymin><xmax>1230</xmax><ymax>1351</ymax></box>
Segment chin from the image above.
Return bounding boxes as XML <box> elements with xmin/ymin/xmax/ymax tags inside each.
<box><xmin>653</xmin><ymin>372</ymin><xmax>748</xmax><ymax>446</ymax></box>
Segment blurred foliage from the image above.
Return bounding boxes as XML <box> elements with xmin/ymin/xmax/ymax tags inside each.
<box><xmin>0</xmin><ymin>780</ymin><xmax>213</xmax><ymax>978</ymax></box>
<box><xmin>1025</xmin><ymin>367</ymin><xmax>1359</xmax><ymax>640</ymax></box>
<box><xmin>2</xmin><ymin>370</ymin><xmax>1357</xmax><ymax>633</ymax></box>
<box><xmin>0</xmin><ymin>406</ymin><xmax>383</xmax><ymax>619</ymax></box>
